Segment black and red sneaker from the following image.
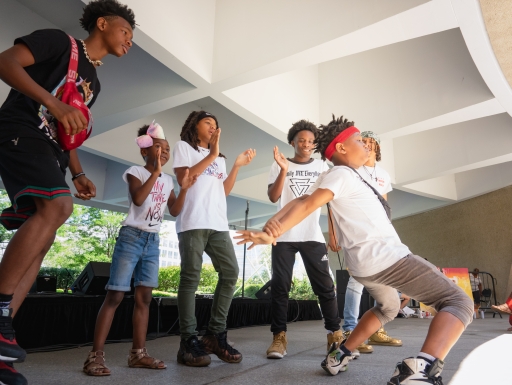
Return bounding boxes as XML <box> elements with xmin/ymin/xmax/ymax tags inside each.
<box><xmin>201</xmin><ymin>331</ymin><xmax>242</xmax><ymax>363</ymax></box>
<box><xmin>0</xmin><ymin>309</ymin><xmax>26</xmax><ymax>363</ymax></box>
<box><xmin>0</xmin><ymin>361</ymin><xmax>27</xmax><ymax>385</ymax></box>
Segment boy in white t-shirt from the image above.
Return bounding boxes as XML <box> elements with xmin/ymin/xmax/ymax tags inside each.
<box><xmin>266</xmin><ymin>120</ymin><xmax>341</xmax><ymax>359</ymax></box>
<box><xmin>173</xmin><ymin>111</ymin><xmax>255</xmax><ymax>368</ymax></box>
<box><xmin>83</xmin><ymin>122</ymin><xmax>198</xmax><ymax>376</ymax></box>
<box><xmin>236</xmin><ymin>115</ymin><xmax>473</xmax><ymax>384</ymax></box>
<box><xmin>335</xmin><ymin>130</ymin><xmax>401</xmax><ymax>353</ymax></box>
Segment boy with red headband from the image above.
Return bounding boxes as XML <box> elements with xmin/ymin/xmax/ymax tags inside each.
<box><xmin>0</xmin><ymin>1</ymin><xmax>135</xmax><ymax>384</ymax></box>
<box><xmin>236</xmin><ymin>115</ymin><xmax>473</xmax><ymax>384</ymax></box>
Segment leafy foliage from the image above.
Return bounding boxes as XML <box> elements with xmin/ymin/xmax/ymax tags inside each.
<box><xmin>44</xmin><ymin>205</ymin><xmax>125</xmax><ymax>269</ymax></box>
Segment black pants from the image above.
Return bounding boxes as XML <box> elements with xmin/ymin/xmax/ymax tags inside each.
<box><xmin>271</xmin><ymin>241</ymin><xmax>341</xmax><ymax>333</ymax></box>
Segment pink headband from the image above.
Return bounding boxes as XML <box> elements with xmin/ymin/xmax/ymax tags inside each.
<box><xmin>324</xmin><ymin>126</ymin><xmax>360</xmax><ymax>161</ymax></box>
<box><xmin>135</xmin><ymin>120</ymin><xmax>165</xmax><ymax>148</ymax></box>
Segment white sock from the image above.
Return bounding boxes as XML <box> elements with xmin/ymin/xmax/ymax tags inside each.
<box><xmin>326</xmin><ymin>330</ymin><xmax>334</xmax><ymax>335</ymax></box>
<box><xmin>417</xmin><ymin>352</ymin><xmax>436</xmax><ymax>363</ymax></box>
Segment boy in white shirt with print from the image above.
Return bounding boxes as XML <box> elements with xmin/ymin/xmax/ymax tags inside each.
<box><xmin>334</xmin><ymin>131</ymin><xmax>401</xmax><ymax>355</ymax></box>
<box><xmin>236</xmin><ymin>115</ymin><xmax>473</xmax><ymax>385</ymax></box>
<box><xmin>266</xmin><ymin>120</ymin><xmax>342</xmax><ymax>359</ymax></box>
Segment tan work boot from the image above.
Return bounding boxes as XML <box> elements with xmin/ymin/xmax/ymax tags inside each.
<box><xmin>326</xmin><ymin>330</ymin><xmax>344</xmax><ymax>353</ymax></box>
<box><xmin>266</xmin><ymin>331</ymin><xmax>287</xmax><ymax>359</ymax></box>
<box><xmin>343</xmin><ymin>330</ymin><xmax>373</xmax><ymax>354</ymax></box>
<box><xmin>368</xmin><ymin>328</ymin><xmax>402</xmax><ymax>346</ymax></box>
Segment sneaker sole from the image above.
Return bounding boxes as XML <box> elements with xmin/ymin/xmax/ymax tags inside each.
<box><xmin>321</xmin><ymin>363</ymin><xmax>347</xmax><ymax>376</ymax></box>
<box><xmin>367</xmin><ymin>341</ymin><xmax>402</xmax><ymax>347</ymax></box>
<box><xmin>176</xmin><ymin>353</ymin><xmax>211</xmax><ymax>367</ymax></box>
<box><xmin>0</xmin><ymin>354</ymin><xmax>20</xmax><ymax>363</ymax></box>
<box><xmin>267</xmin><ymin>351</ymin><xmax>287</xmax><ymax>359</ymax></box>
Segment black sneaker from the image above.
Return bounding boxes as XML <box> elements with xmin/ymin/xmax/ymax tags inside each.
<box><xmin>201</xmin><ymin>331</ymin><xmax>242</xmax><ymax>363</ymax></box>
<box><xmin>0</xmin><ymin>361</ymin><xmax>28</xmax><ymax>385</ymax></box>
<box><xmin>388</xmin><ymin>357</ymin><xmax>444</xmax><ymax>385</ymax></box>
<box><xmin>0</xmin><ymin>309</ymin><xmax>26</xmax><ymax>363</ymax></box>
<box><xmin>177</xmin><ymin>336</ymin><xmax>211</xmax><ymax>367</ymax></box>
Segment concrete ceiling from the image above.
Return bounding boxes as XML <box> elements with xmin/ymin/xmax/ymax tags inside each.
<box><xmin>1</xmin><ymin>0</ymin><xmax>512</xmax><ymax>230</ymax></box>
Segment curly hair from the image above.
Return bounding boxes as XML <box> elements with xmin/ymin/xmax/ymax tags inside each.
<box><xmin>315</xmin><ymin>114</ymin><xmax>355</xmax><ymax>161</ymax></box>
<box><xmin>366</xmin><ymin>139</ymin><xmax>381</xmax><ymax>162</ymax></box>
<box><xmin>287</xmin><ymin>120</ymin><xmax>318</xmax><ymax>144</ymax></box>
<box><xmin>80</xmin><ymin>0</ymin><xmax>136</xmax><ymax>33</ymax></box>
<box><xmin>137</xmin><ymin>124</ymin><xmax>149</xmax><ymax>137</ymax></box>
<box><xmin>180</xmin><ymin>111</ymin><xmax>226</xmax><ymax>158</ymax></box>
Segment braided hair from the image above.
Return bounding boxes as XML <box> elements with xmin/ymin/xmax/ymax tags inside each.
<box><xmin>180</xmin><ymin>111</ymin><xmax>226</xmax><ymax>158</ymax></box>
<box><xmin>315</xmin><ymin>114</ymin><xmax>355</xmax><ymax>161</ymax></box>
<box><xmin>287</xmin><ymin>120</ymin><xmax>318</xmax><ymax>144</ymax></box>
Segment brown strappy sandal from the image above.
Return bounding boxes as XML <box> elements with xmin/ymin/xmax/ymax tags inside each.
<box><xmin>128</xmin><ymin>348</ymin><xmax>167</xmax><ymax>369</ymax></box>
<box><xmin>83</xmin><ymin>351</ymin><xmax>111</xmax><ymax>376</ymax></box>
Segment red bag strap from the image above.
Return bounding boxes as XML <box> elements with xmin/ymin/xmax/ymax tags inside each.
<box><xmin>66</xmin><ymin>35</ymin><xmax>79</xmax><ymax>84</ymax></box>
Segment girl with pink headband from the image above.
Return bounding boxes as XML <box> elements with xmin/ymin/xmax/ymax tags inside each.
<box><xmin>83</xmin><ymin>121</ymin><xmax>198</xmax><ymax>376</ymax></box>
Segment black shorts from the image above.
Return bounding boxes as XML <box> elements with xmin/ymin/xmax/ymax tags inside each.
<box><xmin>472</xmin><ymin>290</ymin><xmax>481</xmax><ymax>305</ymax></box>
<box><xmin>0</xmin><ymin>137</ymin><xmax>71</xmax><ymax>230</ymax></box>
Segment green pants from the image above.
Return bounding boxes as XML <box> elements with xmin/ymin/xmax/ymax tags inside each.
<box><xmin>177</xmin><ymin>229</ymin><xmax>239</xmax><ymax>340</ymax></box>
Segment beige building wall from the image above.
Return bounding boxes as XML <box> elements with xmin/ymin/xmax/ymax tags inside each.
<box><xmin>393</xmin><ymin>186</ymin><xmax>512</xmax><ymax>303</ymax></box>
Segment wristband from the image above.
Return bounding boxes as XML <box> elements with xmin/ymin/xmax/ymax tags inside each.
<box><xmin>72</xmin><ymin>172</ymin><xmax>85</xmax><ymax>181</ymax></box>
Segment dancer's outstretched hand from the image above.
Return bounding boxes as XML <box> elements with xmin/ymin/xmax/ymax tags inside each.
<box><xmin>235</xmin><ymin>148</ymin><xmax>256</xmax><ymax>167</ymax></box>
<box><xmin>234</xmin><ymin>230</ymin><xmax>276</xmax><ymax>249</ymax></box>
<box><xmin>273</xmin><ymin>146</ymin><xmax>288</xmax><ymax>171</ymax></box>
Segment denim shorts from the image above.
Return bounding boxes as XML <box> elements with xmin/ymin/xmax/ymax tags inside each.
<box><xmin>106</xmin><ymin>226</ymin><xmax>160</xmax><ymax>291</ymax></box>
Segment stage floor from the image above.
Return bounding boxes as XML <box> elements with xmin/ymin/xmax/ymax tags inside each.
<box><xmin>14</xmin><ymin>317</ymin><xmax>511</xmax><ymax>385</ymax></box>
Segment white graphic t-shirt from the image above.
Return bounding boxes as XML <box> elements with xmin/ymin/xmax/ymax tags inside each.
<box><xmin>268</xmin><ymin>158</ymin><xmax>329</xmax><ymax>243</ymax></box>
<box><xmin>357</xmin><ymin>164</ymin><xmax>392</xmax><ymax>196</ymax></box>
<box><xmin>172</xmin><ymin>141</ymin><xmax>229</xmax><ymax>233</ymax></box>
<box><xmin>308</xmin><ymin>166</ymin><xmax>410</xmax><ymax>277</ymax></box>
<box><xmin>121</xmin><ymin>166</ymin><xmax>174</xmax><ymax>233</ymax></box>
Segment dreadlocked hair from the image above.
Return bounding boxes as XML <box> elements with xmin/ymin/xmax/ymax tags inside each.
<box><xmin>80</xmin><ymin>0</ymin><xmax>136</xmax><ymax>33</ymax></box>
<box><xmin>180</xmin><ymin>111</ymin><xmax>226</xmax><ymax>158</ymax></box>
<box><xmin>315</xmin><ymin>114</ymin><xmax>355</xmax><ymax>161</ymax></box>
<box><xmin>375</xmin><ymin>142</ymin><xmax>382</xmax><ymax>162</ymax></box>
<box><xmin>287</xmin><ymin>120</ymin><xmax>318</xmax><ymax>144</ymax></box>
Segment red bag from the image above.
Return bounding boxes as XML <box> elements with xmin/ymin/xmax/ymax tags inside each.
<box><xmin>56</xmin><ymin>35</ymin><xmax>93</xmax><ymax>151</ymax></box>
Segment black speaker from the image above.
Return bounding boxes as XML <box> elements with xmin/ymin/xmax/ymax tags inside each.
<box><xmin>72</xmin><ymin>261</ymin><xmax>134</xmax><ymax>295</ymax></box>
<box><xmin>29</xmin><ymin>276</ymin><xmax>57</xmax><ymax>293</ymax></box>
<box><xmin>255</xmin><ymin>280</ymin><xmax>272</xmax><ymax>299</ymax></box>
<box><xmin>336</xmin><ymin>270</ymin><xmax>373</xmax><ymax>319</ymax></box>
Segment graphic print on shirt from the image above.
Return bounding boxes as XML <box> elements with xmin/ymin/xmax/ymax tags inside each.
<box><xmin>203</xmin><ymin>161</ymin><xmax>224</xmax><ymax>180</ymax></box>
<box><xmin>145</xmin><ymin>180</ymin><xmax>167</xmax><ymax>227</ymax></box>
<box><xmin>38</xmin><ymin>74</ymin><xmax>95</xmax><ymax>143</ymax></box>
<box><xmin>287</xmin><ymin>170</ymin><xmax>322</xmax><ymax>198</ymax></box>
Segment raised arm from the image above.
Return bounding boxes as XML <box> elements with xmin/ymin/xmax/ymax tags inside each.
<box><xmin>223</xmin><ymin>149</ymin><xmax>256</xmax><ymax>196</ymax></box>
<box><xmin>267</xmin><ymin>147</ymin><xmax>289</xmax><ymax>203</ymax></box>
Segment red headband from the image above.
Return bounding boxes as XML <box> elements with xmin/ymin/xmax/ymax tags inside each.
<box><xmin>324</xmin><ymin>126</ymin><xmax>360</xmax><ymax>161</ymax></box>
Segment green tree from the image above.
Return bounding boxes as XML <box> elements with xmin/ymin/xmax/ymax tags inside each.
<box><xmin>44</xmin><ymin>205</ymin><xmax>125</xmax><ymax>269</ymax></box>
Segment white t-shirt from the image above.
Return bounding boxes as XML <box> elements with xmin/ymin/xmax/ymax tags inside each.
<box><xmin>172</xmin><ymin>140</ymin><xmax>228</xmax><ymax>233</ymax></box>
<box><xmin>470</xmin><ymin>274</ymin><xmax>481</xmax><ymax>292</ymax></box>
<box><xmin>121</xmin><ymin>166</ymin><xmax>174</xmax><ymax>233</ymax></box>
<box><xmin>308</xmin><ymin>166</ymin><xmax>410</xmax><ymax>277</ymax></box>
<box><xmin>268</xmin><ymin>158</ymin><xmax>329</xmax><ymax>243</ymax></box>
<box><xmin>357</xmin><ymin>164</ymin><xmax>392</xmax><ymax>196</ymax></box>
